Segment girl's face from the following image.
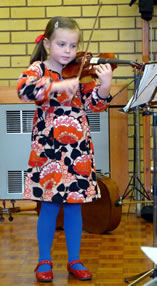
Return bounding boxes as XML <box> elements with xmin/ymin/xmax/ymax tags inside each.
<box><xmin>45</xmin><ymin>28</ymin><xmax>80</xmax><ymax>72</ymax></box>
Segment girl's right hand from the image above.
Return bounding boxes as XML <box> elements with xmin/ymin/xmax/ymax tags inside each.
<box><xmin>51</xmin><ymin>77</ymin><xmax>79</xmax><ymax>100</ymax></box>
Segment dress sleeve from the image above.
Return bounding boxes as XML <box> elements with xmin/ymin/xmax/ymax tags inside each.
<box><xmin>17</xmin><ymin>61</ymin><xmax>53</xmax><ymax>102</ymax></box>
<box><xmin>80</xmin><ymin>81</ymin><xmax>112</xmax><ymax>112</ymax></box>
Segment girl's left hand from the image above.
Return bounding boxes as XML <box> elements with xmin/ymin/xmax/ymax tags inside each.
<box><xmin>94</xmin><ymin>63</ymin><xmax>113</xmax><ymax>98</ymax></box>
<box><xmin>95</xmin><ymin>63</ymin><xmax>112</xmax><ymax>88</ymax></box>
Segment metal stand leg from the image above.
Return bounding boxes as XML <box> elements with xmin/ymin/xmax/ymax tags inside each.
<box><xmin>124</xmin><ymin>112</ymin><xmax>157</xmax><ymax>285</ymax></box>
<box><xmin>126</xmin><ymin>269</ymin><xmax>154</xmax><ymax>285</ymax></box>
<box><xmin>121</xmin><ymin>109</ymin><xmax>151</xmax><ymax>215</ymax></box>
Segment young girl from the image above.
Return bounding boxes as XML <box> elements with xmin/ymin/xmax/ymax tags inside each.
<box><xmin>17</xmin><ymin>16</ymin><xmax>112</xmax><ymax>282</ymax></box>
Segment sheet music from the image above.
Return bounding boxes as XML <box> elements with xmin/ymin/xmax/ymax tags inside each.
<box><xmin>141</xmin><ymin>246</ymin><xmax>157</xmax><ymax>264</ymax></box>
<box><xmin>123</xmin><ymin>63</ymin><xmax>157</xmax><ymax>112</ymax></box>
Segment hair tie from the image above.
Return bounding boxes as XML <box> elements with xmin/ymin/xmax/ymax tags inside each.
<box><xmin>54</xmin><ymin>21</ymin><xmax>59</xmax><ymax>29</ymax></box>
<box><xmin>35</xmin><ymin>33</ymin><xmax>45</xmax><ymax>44</ymax></box>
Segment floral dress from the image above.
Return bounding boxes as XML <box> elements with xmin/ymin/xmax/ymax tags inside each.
<box><xmin>17</xmin><ymin>61</ymin><xmax>110</xmax><ymax>204</ymax></box>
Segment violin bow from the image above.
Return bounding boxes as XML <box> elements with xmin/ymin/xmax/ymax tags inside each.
<box><xmin>77</xmin><ymin>3</ymin><xmax>102</xmax><ymax>80</ymax></box>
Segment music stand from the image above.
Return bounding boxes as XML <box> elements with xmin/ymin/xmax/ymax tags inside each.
<box><xmin>123</xmin><ymin>63</ymin><xmax>157</xmax><ymax>285</ymax></box>
<box><xmin>123</xmin><ymin>63</ymin><xmax>157</xmax><ymax>113</ymax></box>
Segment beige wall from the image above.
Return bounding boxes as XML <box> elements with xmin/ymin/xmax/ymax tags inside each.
<box><xmin>1</xmin><ymin>0</ymin><xmax>157</xmax><ymax>86</ymax></box>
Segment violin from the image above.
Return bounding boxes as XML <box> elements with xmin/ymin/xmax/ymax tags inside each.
<box><xmin>62</xmin><ymin>3</ymin><xmax>142</xmax><ymax>83</ymax></box>
<box><xmin>62</xmin><ymin>51</ymin><xmax>143</xmax><ymax>81</ymax></box>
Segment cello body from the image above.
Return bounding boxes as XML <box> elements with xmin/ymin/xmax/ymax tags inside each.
<box><xmin>56</xmin><ymin>176</ymin><xmax>122</xmax><ymax>234</ymax></box>
<box><xmin>81</xmin><ymin>176</ymin><xmax>122</xmax><ymax>234</ymax></box>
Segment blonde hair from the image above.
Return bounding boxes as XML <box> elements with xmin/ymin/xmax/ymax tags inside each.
<box><xmin>30</xmin><ymin>17</ymin><xmax>82</xmax><ymax>64</ymax></box>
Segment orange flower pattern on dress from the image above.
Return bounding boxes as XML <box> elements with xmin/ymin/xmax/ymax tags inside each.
<box><xmin>17</xmin><ymin>61</ymin><xmax>110</xmax><ymax>203</ymax></box>
<box><xmin>67</xmin><ymin>192</ymin><xmax>84</xmax><ymax>203</ymax></box>
<box><xmin>28</xmin><ymin>150</ymin><xmax>48</xmax><ymax>167</ymax></box>
<box><xmin>73</xmin><ymin>154</ymin><xmax>92</xmax><ymax>176</ymax></box>
<box><xmin>54</xmin><ymin>115</ymin><xmax>83</xmax><ymax>144</ymax></box>
<box><xmin>39</xmin><ymin>161</ymin><xmax>62</xmax><ymax>190</ymax></box>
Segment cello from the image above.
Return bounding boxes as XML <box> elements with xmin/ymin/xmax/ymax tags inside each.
<box><xmin>81</xmin><ymin>175</ymin><xmax>122</xmax><ymax>234</ymax></box>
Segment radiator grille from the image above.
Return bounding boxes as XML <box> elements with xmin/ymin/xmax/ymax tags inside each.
<box><xmin>8</xmin><ymin>170</ymin><xmax>26</xmax><ymax>194</ymax></box>
<box><xmin>6</xmin><ymin>111</ymin><xmax>21</xmax><ymax>133</ymax></box>
<box><xmin>86</xmin><ymin>111</ymin><xmax>100</xmax><ymax>132</ymax></box>
<box><xmin>22</xmin><ymin>110</ymin><xmax>34</xmax><ymax>133</ymax></box>
<box><xmin>6</xmin><ymin>110</ymin><xmax>34</xmax><ymax>134</ymax></box>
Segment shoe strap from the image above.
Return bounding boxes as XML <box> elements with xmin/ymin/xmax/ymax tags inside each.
<box><xmin>68</xmin><ymin>260</ymin><xmax>83</xmax><ymax>267</ymax></box>
<box><xmin>34</xmin><ymin>260</ymin><xmax>53</xmax><ymax>272</ymax></box>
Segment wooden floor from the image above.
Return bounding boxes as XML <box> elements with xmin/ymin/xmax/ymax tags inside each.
<box><xmin>0</xmin><ymin>202</ymin><xmax>155</xmax><ymax>286</ymax></box>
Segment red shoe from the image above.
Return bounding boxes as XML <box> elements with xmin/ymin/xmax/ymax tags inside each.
<box><xmin>67</xmin><ymin>260</ymin><xmax>92</xmax><ymax>281</ymax></box>
<box><xmin>34</xmin><ymin>260</ymin><xmax>53</xmax><ymax>282</ymax></box>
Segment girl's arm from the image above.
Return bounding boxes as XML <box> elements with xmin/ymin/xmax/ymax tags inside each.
<box><xmin>80</xmin><ymin>63</ymin><xmax>113</xmax><ymax>112</ymax></box>
<box><xmin>17</xmin><ymin>61</ymin><xmax>53</xmax><ymax>102</ymax></box>
<box><xmin>17</xmin><ymin>61</ymin><xmax>79</xmax><ymax>103</ymax></box>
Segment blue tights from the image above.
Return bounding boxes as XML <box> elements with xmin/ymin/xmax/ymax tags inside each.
<box><xmin>37</xmin><ymin>202</ymin><xmax>86</xmax><ymax>272</ymax></box>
